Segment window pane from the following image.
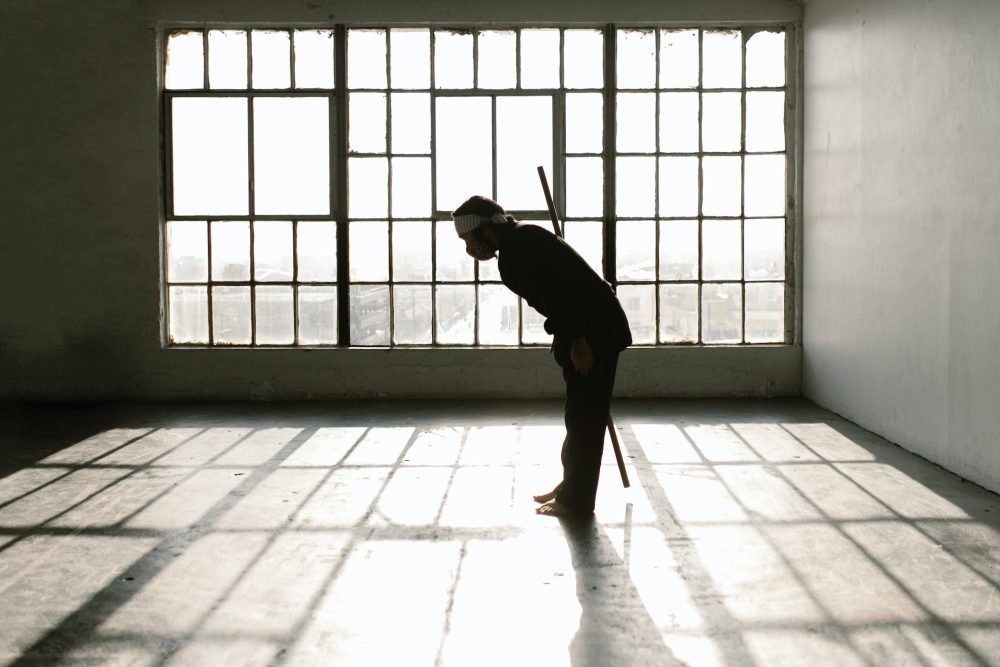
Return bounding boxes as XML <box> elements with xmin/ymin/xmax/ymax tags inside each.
<box><xmin>659</xmin><ymin>284</ymin><xmax>698</xmax><ymax>343</ymax></box>
<box><xmin>167</xmin><ymin>221</ymin><xmax>207</xmax><ymax>283</ymax></box>
<box><xmin>745</xmin><ymin>283</ymin><xmax>784</xmax><ymax>343</ymax></box>
<box><xmin>349</xmin><ymin>92</ymin><xmax>387</xmax><ymax>153</ymax></box>
<box><xmin>745</xmin><ymin>155</ymin><xmax>785</xmax><ymax>216</ymax></box>
<box><xmin>171</xmin><ymin>98</ymin><xmax>248</xmax><ymax>216</ymax></box>
<box><xmin>255</xmin><ymin>285</ymin><xmax>294</xmax><ymax>344</ymax></box>
<box><xmin>521</xmin><ymin>300</ymin><xmax>548</xmax><ymax>344</ymax></box>
<box><xmin>390</xmin><ymin>29</ymin><xmax>430</xmax><ymax>89</ymax></box>
<box><xmin>251</xmin><ymin>30</ymin><xmax>291</xmax><ymax>89</ymax></box>
<box><xmin>213</xmin><ymin>286</ymin><xmax>252</xmax><ymax>344</ymax></box>
<box><xmin>702</xmin><ymin>92</ymin><xmax>741</xmax><ymax>153</ymax></box>
<box><xmin>616</xmin><ymin>220</ymin><xmax>655</xmax><ymax>281</ymax></box>
<box><xmin>253</xmin><ymin>97</ymin><xmax>330</xmax><ymax>215</ymax></box>
<box><xmin>616</xmin><ymin>156</ymin><xmax>655</xmax><ymax>217</ymax></box>
<box><xmin>616</xmin><ymin>30</ymin><xmax>656</xmax><ymax>89</ymax></box>
<box><xmin>165</xmin><ymin>30</ymin><xmax>203</xmax><ymax>89</ymax></box>
<box><xmin>479</xmin><ymin>253</ymin><xmax>501</xmax><ymax>282</ymax></box>
<box><xmin>745</xmin><ymin>218</ymin><xmax>785</xmax><ymax>281</ymax></box>
<box><xmin>564</xmin><ymin>220</ymin><xmax>603</xmax><ymax>276</ymax></box>
<box><xmin>564</xmin><ymin>30</ymin><xmax>603</xmax><ymax>89</ymax></box>
<box><xmin>566</xmin><ymin>93</ymin><xmax>602</xmax><ymax>154</ymax></box>
<box><xmin>391</xmin><ymin>157</ymin><xmax>431</xmax><ymax>217</ymax></box>
<box><xmin>350</xmin><ymin>284</ymin><xmax>390</xmax><ymax>345</ymax></box>
<box><xmin>659</xmin><ymin>156</ymin><xmax>698</xmax><ymax>217</ymax></box>
<box><xmin>520</xmin><ymin>29</ymin><xmax>560</xmax><ymax>89</ymax></box>
<box><xmin>618</xmin><ymin>284</ymin><xmax>655</xmax><ymax>344</ymax></box>
<box><xmin>211</xmin><ymin>221</ymin><xmax>250</xmax><ymax>281</ymax></box>
<box><xmin>435</xmin><ymin>31</ymin><xmax>473</xmax><ymax>89</ymax></box>
<box><xmin>393</xmin><ymin>285</ymin><xmax>432</xmax><ymax>344</ymax></box>
<box><xmin>297</xmin><ymin>221</ymin><xmax>337</xmax><ymax>282</ymax></box>
<box><xmin>477</xmin><ymin>30</ymin><xmax>516</xmax><ymax>88</ymax></box>
<box><xmin>294</xmin><ymin>30</ymin><xmax>335</xmax><ymax>88</ymax></box>
<box><xmin>746</xmin><ymin>30</ymin><xmax>785</xmax><ymax>88</ymax></box>
<box><xmin>659</xmin><ymin>29</ymin><xmax>698</xmax><ymax>89</ymax></box>
<box><xmin>254</xmin><ymin>221</ymin><xmax>293</xmax><ymax>282</ymax></box>
<box><xmin>702</xmin><ymin>283</ymin><xmax>742</xmax><ymax>344</ymax></box>
<box><xmin>208</xmin><ymin>30</ymin><xmax>247</xmax><ymax>89</ymax></box>
<box><xmin>659</xmin><ymin>219</ymin><xmax>699</xmax><ymax>281</ymax></box>
<box><xmin>617</xmin><ymin>93</ymin><xmax>655</xmax><ymax>153</ymax></box>
<box><xmin>746</xmin><ymin>92</ymin><xmax>785</xmax><ymax>152</ymax></box>
<box><xmin>435</xmin><ymin>285</ymin><xmax>475</xmax><ymax>344</ymax></box>
<box><xmin>702</xmin><ymin>156</ymin><xmax>741</xmax><ymax>217</ymax></box>
<box><xmin>660</xmin><ymin>92</ymin><xmax>698</xmax><ymax>153</ymax></box>
<box><xmin>168</xmin><ymin>286</ymin><xmax>208</xmax><ymax>344</ymax></box>
<box><xmin>435</xmin><ymin>97</ymin><xmax>491</xmax><ymax>212</ymax></box>
<box><xmin>703</xmin><ymin>219</ymin><xmax>741</xmax><ymax>280</ymax></box>
<box><xmin>298</xmin><ymin>286</ymin><xmax>337</xmax><ymax>344</ymax></box>
<box><xmin>496</xmin><ymin>96</ymin><xmax>552</xmax><ymax>210</ymax></box>
<box><xmin>435</xmin><ymin>220</ymin><xmax>474</xmax><ymax>281</ymax></box>
<box><xmin>348</xmin><ymin>157</ymin><xmax>388</xmax><ymax>217</ymax></box>
<box><xmin>478</xmin><ymin>284</ymin><xmax>519</xmax><ymax>346</ymax></box>
<box><xmin>348</xmin><ymin>29</ymin><xmax>386</xmax><ymax>89</ymax></box>
<box><xmin>703</xmin><ymin>30</ymin><xmax>742</xmax><ymax>88</ymax></box>
<box><xmin>566</xmin><ymin>157</ymin><xmax>603</xmax><ymax>218</ymax></box>
<box><xmin>391</xmin><ymin>93</ymin><xmax>430</xmax><ymax>154</ymax></box>
<box><xmin>392</xmin><ymin>220</ymin><xmax>432</xmax><ymax>282</ymax></box>
<box><xmin>349</xmin><ymin>221</ymin><xmax>389</xmax><ymax>282</ymax></box>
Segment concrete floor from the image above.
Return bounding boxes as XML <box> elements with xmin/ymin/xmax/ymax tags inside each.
<box><xmin>1</xmin><ymin>399</ymin><xmax>999</xmax><ymax>666</ymax></box>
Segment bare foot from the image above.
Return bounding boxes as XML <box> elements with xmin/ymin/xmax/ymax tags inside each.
<box><xmin>532</xmin><ymin>489</ymin><xmax>558</xmax><ymax>504</ymax></box>
<box><xmin>535</xmin><ymin>499</ymin><xmax>573</xmax><ymax>517</ymax></box>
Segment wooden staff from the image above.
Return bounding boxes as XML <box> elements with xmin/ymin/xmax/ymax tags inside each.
<box><xmin>537</xmin><ymin>166</ymin><xmax>630</xmax><ymax>489</ymax></box>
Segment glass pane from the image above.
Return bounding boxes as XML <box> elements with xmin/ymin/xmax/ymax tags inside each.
<box><xmin>435</xmin><ymin>220</ymin><xmax>474</xmax><ymax>281</ymax></box>
<box><xmin>294</xmin><ymin>30</ymin><xmax>335</xmax><ymax>88</ymax></box>
<box><xmin>616</xmin><ymin>30</ymin><xmax>656</xmax><ymax>89</ymax></box>
<box><xmin>703</xmin><ymin>30</ymin><xmax>742</xmax><ymax>88</ymax></box>
<box><xmin>702</xmin><ymin>156</ymin><xmax>741</xmax><ymax>217</ymax></box>
<box><xmin>746</xmin><ymin>30</ymin><xmax>785</xmax><ymax>88</ymax></box>
<box><xmin>349</xmin><ymin>221</ymin><xmax>389</xmax><ymax>282</ymax></box>
<box><xmin>165</xmin><ymin>30</ymin><xmax>203</xmax><ymax>89</ymax></box>
<box><xmin>436</xmin><ymin>97</ymin><xmax>491</xmax><ymax>212</ymax></box>
<box><xmin>659</xmin><ymin>29</ymin><xmax>698</xmax><ymax>89</ymax></box>
<box><xmin>660</xmin><ymin>92</ymin><xmax>698</xmax><ymax>153</ymax></box>
<box><xmin>659</xmin><ymin>219</ymin><xmax>699</xmax><ymax>281</ymax></box>
<box><xmin>477</xmin><ymin>30</ymin><xmax>516</xmax><ymax>89</ymax></box>
<box><xmin>391</xmin><ymin>157</ymin><xmax>431</xmax><ymax>217</ymax></box>
<box><xmin>659</xmin><ymin>156</ymin><xmax>699</xmax><ymax>217</ymax></box>
<box><xmin>392</xmin><ymin>220</ymin><xmax>432</xmax><ymax>281</ymax></box>
<box><xmin>564</xmin><ymin>30</ymin><xmax>603</xmax><ymax>89</ymax></box>
<box><xmin>745</xmin><ymin>218</ymin><xmax>785</xmax><ymax>280</ymax></box>
<box><xmin>350</xmin><ymin>284</ymin><xmax>390</xmax><ymax>345</ymax></box>
<box><xmin>208</xmin><ymin>30</ymin><xmax>247</xmax><ymax>89</ymax></box>
<box><xmin>171</xmin><ymin>98</ymin><xmax>248</xmax><ymax>216</ymax></box>
<box><xmin>435</xmin><ymin>285</ymin><xmax>475</xmax><ymax>344</ymax></box>
<box><xmin>497</xmin><ymin>96</ymin><xmax>552</xmax><ymax>210</ymax></box>
<box><xmin>478</xmin><ymin>284</ymin><xmax>519</xmax><ymax>345</ymax></box>
<box><xmin>520</xmin><ymin>29</ymin><xmax>560</xmax><ymax>89</ymax></box>
<box><xmin>349</xmin><ymin>92</ymin><xmax>387</xmax><ymax>153</ymax></box>
<box><xmin>211</xmin><ymin>221</ymin><xmax>250</xmax><ymax>281</ymax></box>
<box><xmin>616</xmin><ymin>220</ymin><xmax>655</xmax><ymax>281</ymax></box>
<box><xmin>521</xmin><ymin>300</ymin><xmax>548</xmax><ymax>345</ymax></box>
<box><xmin>617</xmin><ymin>284</ymin><xmax>655</xmax><ymax>345</ymax></box>
<box><xmin>167</xmin><ymin>221</ymin><xmax>207</xmax><ymax>283</ymax></box>
<box><xmin>659</xmin><ymin>284</ymin><xmax>698</xmax><ymax>343</ymax></box>
<box><xmin>255</xmin><ymin>285</ymin><xmax>294</xmax><ymax>344</ymax></box>
<box><xmin>253</xmin><ymin>97</ymin><xmax>330</xmax><ymax>215</ymax></box>
<box><xmin>348</xmin><ymin>157</ymin><xmax>388</xmax><ymax>217</ymax></box>
<box><xmin>702</xmin><ymin>283</ymin><xmax>742</xmax><ymax>344</ymax></box>
<box><xmin>251</xmin><ymin>30</ymin><xmax>291</xmax><ymax>89</ymax></box>
<box><xmin>390</xmin><ymin>29</ymin><xmax>430</xmax><ymax>89</ymax></box>
<box><xmin>479</xmin><ymin>253</ymin><xmax>501</xmax><ymax>282</ymax></box>
<box><xmin>298</xmin><ymin>286</ymin><xmax>337</xmax><ymax>344</ymax></box>
<box><xmin>566</xmin><ymin>93</ymin><xmax>602</xmax><ymax>154</ymax></box>
<box><xmin>616</xmin><ymin>156</ymin><xmax>655</xmax><ymax>217</ymax></box>
<box><xmin>168</xmin><ymin>286</ymin><xmax>208</xmax><ymax>344</ymax></box>
<box><xmin>746</xmin><ymin>92</ymin><xmax>785</xmax><ymax>152</ymax></box>
<box><xmin>213</xmin><ymin>286</ymin><xmax>252</xmax><ymax>344</ymax></box>
<box><xmin>617</xmin><ymin>93</ymin><xmax>655</xmax><ymax>153</ymax></box>
<box><xmin>745</xmin><ymin>155</ymin><xmax>785</xmax><ymax>216</ymax></box>
<box><xmin>702</xmin><ymin>92</ymin><xmax>741</xmax><ymax>153</ymax></box>
<box><xmin>435</xmin><ymin>31</ymin><xmax>473</xmax><ymax>89</ymax></box>
<box><xmin>254</xmin><ymin>221</ymin><xmax>293</xmax><ymax>282</ymax></box>
<box><xmin>745</xmin><ymin>282</ymin><xmax>784</xmax><ymax>343</ymax></box>
<box><xmin>390</xmin><ymin>93</ymin><xmax>430</xmax><ymax>154</ymax></box>
<box><xmin>348</xmin><ymin>29</ymin><xmax>387</xmax><ymax>89</ymax></box>
<box><xmin>297</xmin><ymin>221</ymin><xmax>337</xmax><ymax>282</ymax></box>
<box><xmin>564</xmin><ymin>220</ymin><xmax>603</xmax><ymax>276</ymax></box>
<box><xmin>565</xmin><ymin>157</ymin><xmax>603</xmax><ymax>218</ymax></box>
<box><xmin>394</xmin><ymin>285</ymin><xmax>433</xmax><ymax>344</ymax></box>
<box><xmin>703</xmin><ymin>219</ymin><xmax>741</xmax><ymax>280</ymax></box>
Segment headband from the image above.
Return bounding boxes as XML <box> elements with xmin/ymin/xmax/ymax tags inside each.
<box><xmin>452</xmin><ymin>212</ymin><xmax>508</xmax><ymax>237</ymax></box>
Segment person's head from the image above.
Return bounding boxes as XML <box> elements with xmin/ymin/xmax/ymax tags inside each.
<box><xmin>451</xmin><ymin>195</ymin><xmax>512</xmax><ymax>261</ymax></box>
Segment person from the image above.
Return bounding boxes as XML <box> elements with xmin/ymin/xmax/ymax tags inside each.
<box><xmin>451</xmin><ymin>195</ymin><xmax>632</xmax><ymax>516</ymax></box>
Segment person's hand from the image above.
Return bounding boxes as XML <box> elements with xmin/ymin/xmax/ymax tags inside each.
<box><xmin>570</xmin><ymin>337</ymin><xmax>593</xmax><ymax>376</ymax></box>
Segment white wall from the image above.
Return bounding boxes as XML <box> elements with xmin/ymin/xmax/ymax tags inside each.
<box><xmin>803</xmin><ymin>0</ymin><xmax>1000</xmax><ymax>492</ymax></box>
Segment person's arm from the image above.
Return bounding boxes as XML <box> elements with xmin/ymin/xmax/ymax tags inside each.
<box><xmin>570</xmin><ymin>336</ymin><xmax>594</xmax><ymax>376</ymax></box>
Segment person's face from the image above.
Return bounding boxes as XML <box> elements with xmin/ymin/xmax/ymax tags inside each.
<box><xmin>461</xmin><ymin>231</ymin><xmax>496</xmax><ymax>261</ymax></box>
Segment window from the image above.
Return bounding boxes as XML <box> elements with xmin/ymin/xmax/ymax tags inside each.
<box><xmin>163</xmin><ymin>25</ymin><xmax>792</xmax><ymax>347</ymax></box>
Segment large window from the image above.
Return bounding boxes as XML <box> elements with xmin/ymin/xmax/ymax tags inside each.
<box><xmin>162</xmin><ymin>25</ymin><xmax>793</xmax><ymax>347</ymax></box>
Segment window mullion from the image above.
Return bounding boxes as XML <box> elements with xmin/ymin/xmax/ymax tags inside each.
<box><xmin>603</xmin><ymin>24</ymin><xmax>616</xmax><ymax>287</ymax></box>
<box><xmin>335</xmin><ymin>25</ymin><xmax>350</xmax><ymax>347</ymax></box>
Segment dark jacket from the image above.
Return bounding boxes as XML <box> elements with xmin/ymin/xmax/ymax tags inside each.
<box><xmin>497</xmin><ymin>223</ymin><xmax>632</xmax><ymax>352</ymax></box>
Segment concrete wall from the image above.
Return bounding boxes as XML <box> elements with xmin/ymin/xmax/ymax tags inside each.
<box><xmin>1</xmin><ymin>0</ymin><xmax>803</xmax><ymax>401</ymax></box>
<box><xmin>803</xmin><ymin>0</ymin><xmax>1000</xmax><ymax>492</ymax></box>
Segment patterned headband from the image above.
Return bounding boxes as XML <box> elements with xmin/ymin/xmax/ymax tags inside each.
<box><xmin>452</xmin><ymin>212</ymin><xmax>508</xmax><ymax>237</ymax></box>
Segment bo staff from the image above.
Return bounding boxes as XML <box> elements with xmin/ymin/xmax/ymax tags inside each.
<box><xmin>537</xmin><ymin>166</ymin><xmax>630</xmax><ymax>489</ymax></box>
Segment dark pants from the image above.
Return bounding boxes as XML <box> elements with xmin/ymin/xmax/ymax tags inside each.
<box><xmin>552</xmin><ymin>342</ymin><xmax>620</xmax><ymax>514</ymax></box>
